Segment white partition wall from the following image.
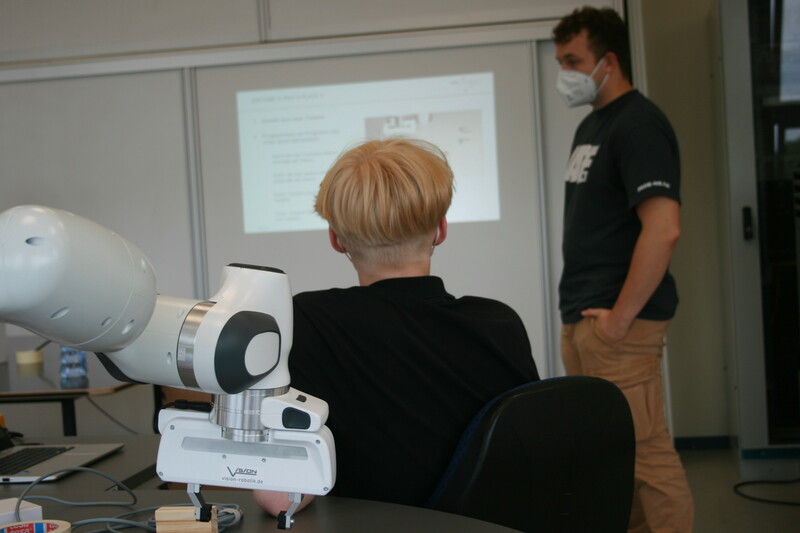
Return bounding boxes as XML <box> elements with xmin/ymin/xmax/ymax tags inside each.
<box><xmin>264</xmin><ymin>0</ymin><xmax>610</xmax><ymax>41</ymax></box>
<box><xmin>194</xmin><ymin>28</ymin><xmax>556</xmax><ymax>376</ymax></box>
<box><xmin>0</xmin><ymin>71</ymin><xmax>196</xmax><ymax>297</ymax></box>
<box><xmin>0</xmin><ymin>2</ymin><xmax>627</xmax><ymax>437</ymax></box>
<box><xmin>0</xmin><ymin>19</ymin><xmax>587</xmax><ymax>380</ymax></box>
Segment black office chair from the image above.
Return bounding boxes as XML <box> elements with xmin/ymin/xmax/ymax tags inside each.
<box><xmin>426</xmin><ymin>376</ymin><xmax>635</xmax><ymax>533</ymax></box>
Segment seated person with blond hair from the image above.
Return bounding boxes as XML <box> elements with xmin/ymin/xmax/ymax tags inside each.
<box><xmin>254</xmin><ymin>138</ymin><xmax>540</xmax><ymax>514</ymax></box>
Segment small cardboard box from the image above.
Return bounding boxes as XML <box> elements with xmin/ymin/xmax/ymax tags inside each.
<box><xmin>0</xmin><ymin>498</ymin><xmax>43</xmax><ymax>525</ymax></box>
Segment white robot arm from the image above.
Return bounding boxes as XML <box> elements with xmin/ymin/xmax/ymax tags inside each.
<box><xmin>0</xmin><ymin>205</ymin><xmax>335</xmax><ymax>529</ymax></box>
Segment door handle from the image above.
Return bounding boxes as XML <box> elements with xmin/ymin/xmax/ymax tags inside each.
<box><xmin>742</xmin><ymin>206</ymin><xmax>754</xmax><ymax>240</ymax></box>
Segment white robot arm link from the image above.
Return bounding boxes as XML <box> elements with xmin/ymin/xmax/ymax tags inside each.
<box><xmin>0</xmin><ymin>205</ymin><xmax>291</xmax><ymax>393</ymax></box>
<box><xmin>0</xmin><ymin>205</ymin><xmax>335</xmax><ymax>529</ymax></box>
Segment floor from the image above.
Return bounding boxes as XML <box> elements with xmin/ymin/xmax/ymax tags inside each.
<box><xmin>680</xmin><ymin>448</ymin><xmax>799</xmax><ymax>532</ymax></box>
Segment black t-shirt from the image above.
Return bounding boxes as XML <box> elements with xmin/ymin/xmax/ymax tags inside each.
<box><xmin>288</xmin><ymin>276</ymin><xmax>539</xmax><ymax>506</ymax></box>
<box><xmin>559</xmin><ymin>90</ymin><xmax>681</xmax><ymax>324</ymax></box>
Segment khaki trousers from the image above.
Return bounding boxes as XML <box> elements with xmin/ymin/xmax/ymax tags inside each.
<box><xmin>561</xmin><ymin>318</ymin><xmax>694</xmax><ymax>533</ymax></box>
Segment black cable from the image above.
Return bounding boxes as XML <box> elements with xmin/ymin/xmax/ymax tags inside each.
<box><xmin>73</xmin><ymin>503</ymin><xmax>242</xmax><ymax>532</ymax></box>
<box><xmin>35</xmin><ymin>340</ymin><xmax>51</xmax><ymax>351</ymax></box>
<box><xmin>86</xmin><ymin>396</ymin><xmax>139</xmax><ymax>435</ymax></box>
<box><xmin>71</xmin><ymin>518</ymin><xmax>156</xmax><ymax>533</ymax></box>
<box><xmin>733</xmin><ymin>477</ymin><xmax>800</xmax><ymax>506</ymax></box>
<box><xmin>13</xmin><ymin>466</ymin><xmax>242</xmax><ymax>532</ymax></box>
<box><xmin>15</xmin><ymin>466</ymin><xmax>138</xmax><ymax>521</ymax></box>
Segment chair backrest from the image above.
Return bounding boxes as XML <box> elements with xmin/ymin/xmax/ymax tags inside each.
<box><xmin>426</xmin><ymin>376</ymin><xmax>635</xmax><ymax>533</ymax></box>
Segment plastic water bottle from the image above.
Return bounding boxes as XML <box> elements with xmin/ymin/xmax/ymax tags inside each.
<box><xmin>59</xmin><ymin>346</ymin><xmax>87</xmax><ymax>380</ymax></box>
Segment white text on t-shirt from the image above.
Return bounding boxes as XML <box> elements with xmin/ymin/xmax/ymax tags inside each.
<box><xmin>564</xmin><ymin>144</ymin><xmax>599</xmax><ymax>184</ymax></box>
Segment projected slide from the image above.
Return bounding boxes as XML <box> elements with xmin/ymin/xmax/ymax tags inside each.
<box><xmin>237</xmin><ymin>72</ymin><xmax>499</xmax><ymax>234</ymax></box>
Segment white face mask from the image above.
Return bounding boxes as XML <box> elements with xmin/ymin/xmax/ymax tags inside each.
<box><xmin>556</xmin><ymin>56</ymin><xmax>608</xmax><ymax>108</ymax></box>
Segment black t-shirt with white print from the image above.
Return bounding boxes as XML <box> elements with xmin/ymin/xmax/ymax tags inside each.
<box><xmin>559</xmin><ymin>90</ymin><xmax>680</xmax><ymax>324</ymax></box>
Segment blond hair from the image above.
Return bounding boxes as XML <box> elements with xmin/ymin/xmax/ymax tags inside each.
<box><xmin>315</xmin><ymin>138</ymin><xmax>453</xmax><ymax>259</ymax></box>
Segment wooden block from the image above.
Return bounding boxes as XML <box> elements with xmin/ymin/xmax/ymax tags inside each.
<box><xmin>155</xmin><ymin>506</ymin><xmax>218</xmax><ymax>533</ymax></box>
<box><xmin>155</xmin><ymin>507</ymin><xmax>198</xmax><ymax>522</ymax></box>
<box><xmin>156</xmin><ymin>520</ymin><xmax>216</xmax><ymax>533</ymax></box>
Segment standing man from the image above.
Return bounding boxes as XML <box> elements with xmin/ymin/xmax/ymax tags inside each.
<box><xmin>553</xmin><ymin>7</ymin><xmax>693</xmax><ymax>533</ymax></box>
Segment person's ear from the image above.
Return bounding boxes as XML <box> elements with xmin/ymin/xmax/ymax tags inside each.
<box><xmin>434</xmin><ymin>217</ymin><xmax>448</xmax><ymax>246</ymax></box>
<box><xmin>328</xmin><ymin>227</ymin><xmax>347</xmax><ymax>254</ymax></box>
<box><xmin>602</xmin><ymin>51</ymin><xmax>618</xmax><ymax>74</ymax></box>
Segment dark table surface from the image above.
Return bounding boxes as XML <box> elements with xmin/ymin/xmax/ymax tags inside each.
<box><xmin>20</xmin><ymin>488</ymin><xmax>522</xmax><ymax>533</ymax></box>
<box><xmin>1</xmin><ymin>433</ymin><xmax>522</xmax><ymax>533</ymax></box>
<box><xmin>0</xmin><ymin>433</ymin><xmax>160</xmax><ymax>497</ymax></box>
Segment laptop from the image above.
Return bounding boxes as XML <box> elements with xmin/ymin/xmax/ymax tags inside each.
<box><xmin>0</xmin><ymin>439</ymin><xmax>124</xmax><ymax>483</ymax></box>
